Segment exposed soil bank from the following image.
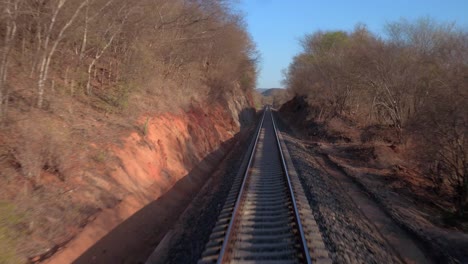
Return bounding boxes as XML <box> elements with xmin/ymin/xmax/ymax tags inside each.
<box><xmin>145</xmin><ymin>118</ymin><xmax>258</xmax><ymax>264</ymax></box>
<box><xmin>72</xmin><ymin>127</ymin><xmax>255</xmax><ymax>264</ymax></box>
<box><xmin>41</xmin><ymin>100</ymin><xmax>255</xmax><ymax>263</ymax></box>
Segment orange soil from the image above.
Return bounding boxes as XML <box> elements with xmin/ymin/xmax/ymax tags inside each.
<box><xmin>45</xmin><ymin>104</ymin><xmax>240</xmax><ymax>264</ymax></box>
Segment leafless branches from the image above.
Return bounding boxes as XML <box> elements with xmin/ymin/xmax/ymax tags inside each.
<box><xmin>284</xmin><ymin>18</ymin><xmax>468</xmax><ymax>215</ymax></box>
<box><xmin>0</xmin><ymin>0</ymin><xmax>258</xmax><ymax>116</ymax></box>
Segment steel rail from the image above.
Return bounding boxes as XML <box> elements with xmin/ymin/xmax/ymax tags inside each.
<box><xmin>199</xmin><ymin>106</ymin><xmax>314</xmax><ymax>264</ymax></box>
<box><xmin>216</xmin><ymin>108</ymin><xmax>266</xmax><ymax>264</ymax></box>
<box><xmin>270</xmin><ymin>109</ymin><xmax>312</xmax><ymax>264</ymax></box>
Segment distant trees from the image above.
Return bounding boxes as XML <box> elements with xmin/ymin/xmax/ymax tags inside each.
<box><xmin>284</xmin><ymin>18</ymin><xmax>468</xmax><ymax>216</ymax></box>
<box><xmin>260</xmin><ymin>89</ymin><xmax>290</xmax><ymax>109</ymax></box>
<box><xmin>0</xmin><ymin>0</ymin><xmax>257</xmax><ymax>119</ymax></box>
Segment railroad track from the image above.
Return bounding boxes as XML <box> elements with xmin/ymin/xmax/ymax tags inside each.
<box><xmin>198</xmin><ymin>107</ymin><xmax>331</xmax><ymax>264</ymax></box>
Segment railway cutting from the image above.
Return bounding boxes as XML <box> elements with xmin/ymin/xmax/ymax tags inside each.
<box><xmin>198</xmin><ymin>107</ymin><xmax>331</xmax><ymax>264</ymax></box>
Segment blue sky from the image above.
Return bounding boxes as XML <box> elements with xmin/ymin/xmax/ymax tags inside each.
<box><xmin>234</xmin><ymin>0</ymin><xmax>468</xmax><ymax>88</ymax></box>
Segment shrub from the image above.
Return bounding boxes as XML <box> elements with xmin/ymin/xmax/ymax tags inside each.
<box><xmin>284</xmin><ymin>18</ymin><xmax>468</xmax><ymax>214</ymax></box>
<box><xmin>13</xmin><ymin>117</ymin><xmax>73</xmax><ymax>183</ymax></box>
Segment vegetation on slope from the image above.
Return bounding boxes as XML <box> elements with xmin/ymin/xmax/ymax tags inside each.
<box><xmin>0</xmin><ymin>0</ymin><xmax>258</xmax><ymax>117</ymax></box>
<box><xmin>0</xmin><ymin>0</ymin><xmax>257</xmax><ymax>262</ymax></box>
<box><xmin>283</xmin><ymin>18</ymin><xmax>467</xmax><ymax>218</ymax></box>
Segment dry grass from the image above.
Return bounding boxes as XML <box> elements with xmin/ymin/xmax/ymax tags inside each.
<box><xmin>12</xmin><ymin>117</ymin><xmax>74</xmax><ymax>183</ymax></box>
<box><xmin>0</xmin><ymin>103</ymin><xmax>125</xmax><ymax>261</ymax></box>
<box><xmin>0</xmin><ymin>201</ymin><xmax>25</xmax><ymax>263</ymax></box>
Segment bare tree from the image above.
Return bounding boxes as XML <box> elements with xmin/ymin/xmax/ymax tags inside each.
<box><xmin>85</xmin><ymin>4</ymin><xmax>128</xmax><ymax>95</ymax></box>
<box><xmin>35</xmin><ymin>0</ymin><xmax>87</xmax><ymax>108</ymax></box>
<box><xmin>0</xmin><ymin>0</ymin><xmax>20</xmax><ymax>121</ymax></box>
<box><xmin>284</xmin><ymin>18</ymin><xmax>468</xmax><ymax>214</ymax></box>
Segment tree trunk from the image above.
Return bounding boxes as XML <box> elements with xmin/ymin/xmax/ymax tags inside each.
<box><xmin>86</xmin><ymin>60</ymin><xmax>96</xmax><ymax>95</ymax></box>
<box><xmin>79</xmin><ymin>2</ymin><xmax>89</xmax><ymax>61</ymax></box>
<box><xmin>0</xmin><ymin>0</ymin><xmax>18</xmax><ymax>121</ymax></box>
<box><xmin>37</xmin><ymin>72</ymin><xmax>46</xmax><ymax>108</ymax></box>
<box><xmin>86</xmin><ymin>25</ymin><xmax>120</xmax><ymax>95</ymax></box>
<box><xmin>36</xmin><ymin>0</ymin><xmax>87</xmax><ymax>108</ymax></box>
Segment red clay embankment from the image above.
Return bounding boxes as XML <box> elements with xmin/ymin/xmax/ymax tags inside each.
<box><xmin>44</xmin><ymin>101</ymin><xmax>254</xmax><ymax>263</ymax></box>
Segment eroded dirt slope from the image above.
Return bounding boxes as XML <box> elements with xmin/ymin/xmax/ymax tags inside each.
<box><xmin>0</xmin><ymin>91</ymin><xmax>255</xmax><ymax>263</ymax></box>
<box><xmin>46</xmin><ymin>104</ymin><xmax>253</xmax><ymax>263</ymax></box>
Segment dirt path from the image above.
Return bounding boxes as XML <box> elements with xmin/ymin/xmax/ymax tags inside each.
<box><xmin>275</xmin><ymin>114</ymin><xmax>435</xmax><ymax>264</ymax></box>
<box><xmin>315</xmin><ymin>152</ymin><xmax>433</xmax><ymax>264</ymax></box>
